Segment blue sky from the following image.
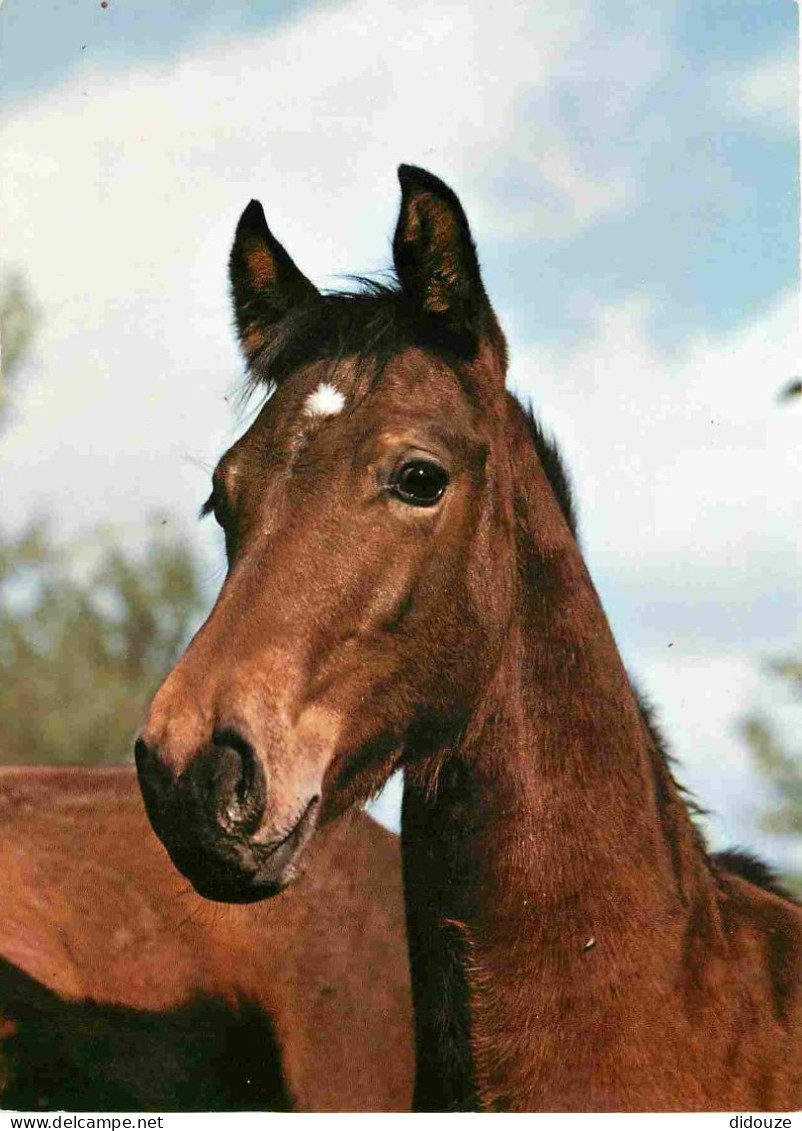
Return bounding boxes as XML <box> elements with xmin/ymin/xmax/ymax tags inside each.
<box><xmin>1</xmin><ymin>0</ymin><xmax>799</xmax><ymax>866</ymax></box>
<box><xmin>1</xmin><ymin>0</ymin><xmax>328</xmax><ymax>101</ymax></box>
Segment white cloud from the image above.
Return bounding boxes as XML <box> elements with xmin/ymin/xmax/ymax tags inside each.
<box><xmin>513</xmin><ymin>288</ymin><xmax>801</xmax><ymax>575</ymax></box>
<box><xmin>725</xmin><ymin>46</ymin><xmax>799</xmax><ymax>133</ymax></box>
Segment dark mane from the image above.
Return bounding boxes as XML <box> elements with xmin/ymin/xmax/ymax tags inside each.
<box><xmin>713</xmin><ymin>849</ymin><xmax>798</xmax><ymax>903</ymax></box>
<box><xmin>518</xmin><ymin>403</ymin><xmax>579</xmax><ymax>539</ymax></box>
<box><xmin>632</xmin><ymin>687</ymin><xmax>707</xmax><ymax>822</ymax></box>
<box><xmin>242</xmin><ymin>280</ymin><xmax>440</xmax><ymax>400</ymax></box>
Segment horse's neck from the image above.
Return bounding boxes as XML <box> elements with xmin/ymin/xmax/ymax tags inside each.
<box><xmin>401</xmin><ymin>512</ymin><xmax>719</xmax><ymax>1111</ymax></box>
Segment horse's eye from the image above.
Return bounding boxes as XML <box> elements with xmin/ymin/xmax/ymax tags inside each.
<box><xmin>392</xmin><ymin>460</ymin><xmax>449</xmax><ymax>507</ymax></box>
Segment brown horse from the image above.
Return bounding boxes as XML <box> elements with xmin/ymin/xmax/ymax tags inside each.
<box><xmin>0</xmin><ymin>766</ymin><xmax>412</xmax><ymax>1111</ymax></box>
<box><xmin>136</xmin><ymin>166</ymin><xmax>801</xmax><ymax>1112</ymax></box>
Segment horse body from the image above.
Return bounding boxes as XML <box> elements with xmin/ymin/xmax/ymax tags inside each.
<box><xmin>136</xmin><ymin>166</ymin><xmax>800</xmax><ymax>1111</ymax></box>
<box><xmin>0</xmin><ymin>766</ymin><xmax>412</xmax><ymax>1111</ymax></box>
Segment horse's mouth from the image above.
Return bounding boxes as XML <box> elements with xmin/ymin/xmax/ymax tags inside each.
<box><xmin>169</xmin><ymin>795</ymin><xmax>321</xmax><ymax>904</ymax></box>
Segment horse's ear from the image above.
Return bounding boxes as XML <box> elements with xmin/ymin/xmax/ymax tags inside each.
<box><xmin>392</xmin><ymin>165</ymin><xmax>502</xmax><ymax>360</ymax></box>
<box><xmin>229</xmin><ymin>200</ymin><xmax>319</xmax><ymax>366</ymax></box>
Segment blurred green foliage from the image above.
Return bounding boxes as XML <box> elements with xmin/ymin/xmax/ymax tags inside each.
<box><xmin>0</xmin><ymin>272</ymin><xmax>38</xmax><ymax>423</ymax></box>
<box><xmin>741</xmin><ymin>658</ymin><xmax>802</xmax><ymax>838</ymax></box>
<box><xmin>740</xmin><ymin>657</ymin><xmax>802</xmax><ymax>895</ymax></box>
<box><xmin>0</xmin><ymin>519</ymin><xmax>206</xmax><ymax>766</ymax></box>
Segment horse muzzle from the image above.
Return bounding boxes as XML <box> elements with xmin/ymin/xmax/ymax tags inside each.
<box><xmin>134</xmin><ymin>733</ymin><xmax>320</xmax><ymax>903</ymax></box>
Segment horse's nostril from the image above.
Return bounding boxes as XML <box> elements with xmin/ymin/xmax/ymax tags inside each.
<box><xmin>207</xmin><ymin>730</ymin><xmax>267</xmax><ymax>838</ymax></box>
<box><xmin>136</xmin><ymin>729</ymin><xmax>267</xmax><ymax>841</ymax></box>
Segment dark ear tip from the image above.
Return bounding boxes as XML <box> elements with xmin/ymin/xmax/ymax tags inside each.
<box><xmin>397</xmin><ymin>164</ymin><xmax>459</xmax><ymax>204</ymax></box>
<box><xmin>398</xmin><ymin>163</ymin><xmax>423</xmax><ymax>183</ymax></box>
<box><xmin>398</xmin><ymin>163</ymin><xmax>442</xmax><ymax>190</ymax></box>
<box><xmin>237</xmin><ymin>198</ymin><xmax>268</xmax><ymax>235</ymax></box>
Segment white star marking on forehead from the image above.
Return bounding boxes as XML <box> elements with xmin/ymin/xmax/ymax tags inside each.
<box><xmin>304</xmin><ymin>382</ymin><xmax>346</xmax><ymax>418</ymax></box>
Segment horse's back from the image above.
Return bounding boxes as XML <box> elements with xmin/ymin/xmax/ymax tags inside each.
<box><xmin>0</xmin><ymin>766</ymin><xmax>412</xmax><ymax>1111</ymax></box>
<box><xmin>0</xmin><ymin>767</ymin><xmax>207</xmax><ymax>1009</ymax></box>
